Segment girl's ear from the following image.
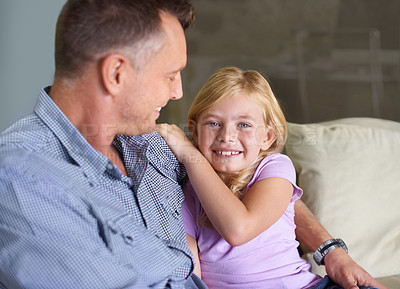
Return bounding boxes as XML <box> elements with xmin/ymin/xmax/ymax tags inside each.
<box><xmin>188</xmin><ymin>120</ymin><xmax>198</xmax><ymax>143</ymax></box>
<box><xmin>260</xmin><ymin>129</ymin><xmax>277</xmax><ymax>151</ymax></box>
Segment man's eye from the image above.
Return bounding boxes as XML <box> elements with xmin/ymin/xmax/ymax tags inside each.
<box><xmin>168</xmin><ymin>73</ymin><xmax>178</xmax><ymax>81</ymax></box>
<box><xmin>239</xmin><ymin>123</ymin><xmax>250</xmax><ymax>128</ymax></box>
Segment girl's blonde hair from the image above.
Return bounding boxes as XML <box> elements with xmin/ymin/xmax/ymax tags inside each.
<box><xmin>188</xmin><ymin>66</ymin><xmax>288</xmax><ymax>227</ymax></box>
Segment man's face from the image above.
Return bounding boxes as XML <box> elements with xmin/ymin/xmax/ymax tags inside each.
<box><xmin>119</xmin><ymin>12</ymin><xmax>187</xmax><ymax>135</ymax></box>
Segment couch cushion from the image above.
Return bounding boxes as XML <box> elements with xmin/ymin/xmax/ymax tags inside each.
<box><xmin>285</xmin><ymin>118</ymin><xmax>400</xmax><ymax>279</ymax></box>
<box><xmin>376</xmin><ymin>274</ymin><xmax>400</xmax><ymax>289</ymax></box>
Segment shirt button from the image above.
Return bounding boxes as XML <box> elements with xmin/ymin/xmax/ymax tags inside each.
<box><xmin>124</xmin><ymin>235</ymin><xmax>134</xmax><ymax>244</ymax></box>
<box><xmin>106</xmin><ymin>163</ymin><xmax>114</xmax><ymax>170</ymax></box>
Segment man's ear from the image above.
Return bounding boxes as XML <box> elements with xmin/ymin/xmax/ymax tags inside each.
<box><xmin>260</xmin><ymin>129</ymin><xmax>277</xmax><ymax>151</ymax></box>
<box><xmin>100</xmin><ymin>53</ymin><xmax>129</xmax><ymax>95</ymax></box>
<box><xmin>188</xmin><ymin>120</ymin><xmax>198</xmax><ymax>143</ymax></box>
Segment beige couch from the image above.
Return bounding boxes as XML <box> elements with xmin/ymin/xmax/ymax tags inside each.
<box><xmin>284</xmin><ymin>118</ymin><xmax>400</xmax><ymax>289</ymax></box>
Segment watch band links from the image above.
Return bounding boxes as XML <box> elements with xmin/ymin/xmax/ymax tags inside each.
<box><xmin>313</xmin><ymin>238</ymin><xmax>348</xmax><ymax>266</ymax></box>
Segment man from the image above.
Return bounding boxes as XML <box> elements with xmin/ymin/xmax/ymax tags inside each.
<box><xmin>0</xmin><ymin>0</ymin><xmax>385</xmax><ymax>288</ymax></box>
<box><xmin>0</xmin><ymin>0</ymin><xmax>205</xmax><ymax>288</ymax></box>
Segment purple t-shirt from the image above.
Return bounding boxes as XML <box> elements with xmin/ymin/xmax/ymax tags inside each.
<box><xmin>182</xmin><ymin>153</ymin><xmax>322</xmax><ymax>289</ymax></box>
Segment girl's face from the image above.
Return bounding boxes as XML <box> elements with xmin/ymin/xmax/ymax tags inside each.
<box><xmin>193</xmin><ymin>91</ymin><xmax>275</xmax><ymax>176</ymax></box>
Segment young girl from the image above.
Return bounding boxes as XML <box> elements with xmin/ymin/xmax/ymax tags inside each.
<box><xmin>157</xmin><ymin>66</ymin><xmax>322</xmax><ymax>288</ymax></box>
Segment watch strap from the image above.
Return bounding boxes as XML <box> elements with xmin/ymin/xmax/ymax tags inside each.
<box><xmin>313</xmin><ymin>238</ymin><xmax>348</xmax><ymax>266</ymax></box>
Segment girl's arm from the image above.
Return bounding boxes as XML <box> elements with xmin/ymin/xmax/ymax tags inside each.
<box><xmin>186</xmin><ymin>234</ymin><xmax>201</xmax><ymax>278</ymax></box>
<box><xmin>157</xmin><ymin>124</ymin><xmax>293</xmax><ymax>246</ymax></box>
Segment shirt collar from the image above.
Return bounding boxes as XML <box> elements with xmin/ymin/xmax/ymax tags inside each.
<box><xmin>34</xmin><ymin>87</ymin><xmax>183</xmax><ymax>185</ymax></box>
<box><xmin>34</xmin><ymin>87</ymin><xmax>117</xmax><ymax>180</ymax></box>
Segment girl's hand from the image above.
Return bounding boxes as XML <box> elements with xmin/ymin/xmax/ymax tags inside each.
<box><xmin>156</xmin><ymin>123</ymin><xmax>203</xmax><ymax>165</ymax></box>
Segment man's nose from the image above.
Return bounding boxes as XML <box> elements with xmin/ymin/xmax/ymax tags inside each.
<box><xmin>171</xmin><ymin>73</ymin><xmax>183</xmax><ymax>100</ymax></box>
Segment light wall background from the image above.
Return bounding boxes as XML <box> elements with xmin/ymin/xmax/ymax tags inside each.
<box><xmin>1</xmin><ymin>0</ymin><xmax>399</xmax><ymax>132</ymax></box>
<box><xmin>0</xmin><ymin>0</ymin><xmax>65</xmax><ymax>132</ymax></box>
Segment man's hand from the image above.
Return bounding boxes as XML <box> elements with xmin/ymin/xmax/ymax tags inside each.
<box><xmin>294</xmin><ymin>201</ymin><xmax>388</xmax><ymax>289</ymax></box>
<box><xmin>324</xmin><ymin>248</ymin><xmax>388</xmax><ymax>289</ymax></box>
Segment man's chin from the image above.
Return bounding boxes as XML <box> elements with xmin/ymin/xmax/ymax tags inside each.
<box><xmin>124</xmin><ymin>123</ymin><xmax>156</xmax><ymax>136</ymax></box>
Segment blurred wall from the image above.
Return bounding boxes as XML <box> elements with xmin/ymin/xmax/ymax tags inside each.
<box><xmin>1</xmin><ymin>0</ymin><xmax>399</xmax><ymax>132</ymax></box>
<box><xmin>162</xmin><ymin>0</ymin><xmax>400</xmax><ymax>125</ymax></box>
<box><xmin>0</xmin><ymin>0</ymin><xmax>65</xmax><ymax>132</ymax></box>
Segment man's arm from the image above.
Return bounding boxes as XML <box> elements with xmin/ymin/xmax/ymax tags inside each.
<box><xmin>0</xmin><ymin>225</ymin><xmax>149</xmax><ymax>288</ymax></box>
<box><xmin>294</xmin><ymin>200</ymin><xmax>387</xmax><ymax>289</ymax></box>
<box><xmin>0</xmin><ymin>165</ymin><xmax>181</xmax><ymax>289</ymax></box>
<box><xmin>294</xmin><ymin>199</ymin><xmax>332</xmax><ymax>251</ymax></box>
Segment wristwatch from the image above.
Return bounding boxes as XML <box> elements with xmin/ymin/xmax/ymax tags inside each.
<box><xmin>313</xmin><ymin>238</ymin><xmax>348</xmax><ymax>266</ymax></box>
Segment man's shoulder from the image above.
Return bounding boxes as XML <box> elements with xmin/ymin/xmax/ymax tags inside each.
<box><xmin>129</xmin><ymin>132</ymin><xmax>178</xmax><ymax>165</ymax></box>
<box><xmin>0</xmin><ymin>114</ymin><xmax>54</xmax><ymax>171</ymax></box>
<box><xmin>1</xmin><ymin>113</ymin><xmax>51</xmax><ymax>145</ymax></box>
<box><xmin>0</xmin><ymin>125</ymin><xmax>78</xmax><ymax>197</ymax></box>
<box><xmin>128</xmin><ymin>132</ymin><xmax>187</xmax><ymax>182</ymax></box>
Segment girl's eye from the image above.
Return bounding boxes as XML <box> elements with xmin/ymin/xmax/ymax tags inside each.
<box><xmin>239</xmin><ymin>123</ymin><xmax>250</xmax><ymax>128</ymax></box>
<box><xmin>206</xmin><ymin>121</ymin><xmax>219</xmax><ymax>127</ymax></box>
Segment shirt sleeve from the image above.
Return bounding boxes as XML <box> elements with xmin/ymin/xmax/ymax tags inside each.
<box><xmin>0</xmin><ymin>162</ymin><xmax>183</xmax><ymax>288</ymax></box>
<box><xmin>249</xmin><ymin>154</ymin><xmax>303</xmax><ymax>202</ymax></box>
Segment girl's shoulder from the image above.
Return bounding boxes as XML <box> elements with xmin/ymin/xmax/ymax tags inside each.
<box><xmin>248</xmin><ymin>153</ymin><xmax>301</xmax><ymax>200</ymax></box>
<box><xmin>254</xmin><ymin>153</ymin><xmax>296</xmax><ymax>178</ymax></box>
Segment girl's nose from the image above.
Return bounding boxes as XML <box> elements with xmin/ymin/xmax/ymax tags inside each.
<box><xmin>217</xmin><ymin>124</ymin><xmax>237</xmax><ymax>144</ymax></box>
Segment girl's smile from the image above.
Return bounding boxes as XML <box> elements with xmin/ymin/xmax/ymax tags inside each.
<box><xmin>212</xmin><ymin>149</ymin><xmax>242</xmax><ymax>157</ymax></box>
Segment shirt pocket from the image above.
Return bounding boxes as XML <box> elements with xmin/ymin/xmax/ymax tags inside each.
<box><xmin>139</xmin><ymin>159</ymin><xmax>186</xmax><ymax>240</ymax></box>
<box><xmin>161</xmin><ymin>184</ymin><xmax>184</xmax><ymax>220</ymax></box>
<box><xmin>103</xmin><ymin>212</ymin><xmax>185</xmax><ymax>285</ymax></box>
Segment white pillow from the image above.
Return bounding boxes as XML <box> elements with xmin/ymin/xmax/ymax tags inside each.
<box><xmin>285</xmin><ymin>118</ymin><xmax>400</xmax><ymax>278</ymax></box>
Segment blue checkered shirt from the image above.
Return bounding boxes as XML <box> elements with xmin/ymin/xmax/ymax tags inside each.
<box><xmin>0</xmin><ymin>88</ymin><xmax>205</xmax><ymax>288</ymax></box>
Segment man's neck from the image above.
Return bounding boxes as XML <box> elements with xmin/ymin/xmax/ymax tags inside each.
<box><xmin>50</xmin><ymin>78</ymin><xmax>128</xmax><ymax>176</ymax></box>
